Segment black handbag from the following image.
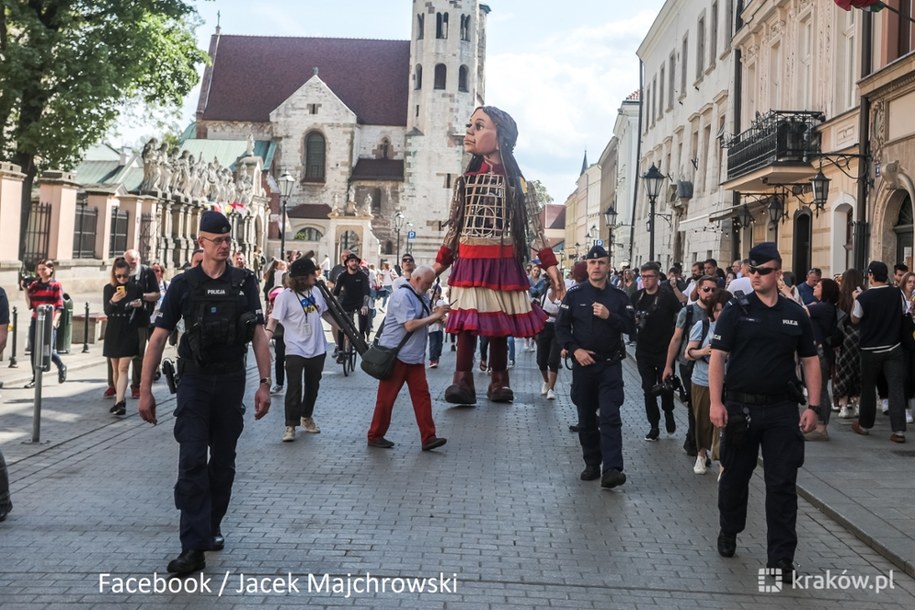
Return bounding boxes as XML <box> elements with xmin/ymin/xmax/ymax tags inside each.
<box><xmin>901</xmin><ymin>313</ymin><xmax>915</xmax><ymax>351</ymax></box>
<box><xmin>360</xmin><ymin>332</ymin><xmax>413</xmax><ymax>380</ymax></box>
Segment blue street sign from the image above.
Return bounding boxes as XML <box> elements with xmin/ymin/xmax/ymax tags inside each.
<box><xmin>407</xmin><ymin>230</ymin><xmax>416</xmax><ymax>241</ymax></box>
<box><xmin>595</xmin><ymin>239</ymin><xmax>604</xmax><ymax>246</ymax></box>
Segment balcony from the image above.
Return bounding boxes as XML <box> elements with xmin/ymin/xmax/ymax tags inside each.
<box><xmin>722</xmin><ymin>110</ymin><xmax>824</xmax><ymax>192</ymax></box>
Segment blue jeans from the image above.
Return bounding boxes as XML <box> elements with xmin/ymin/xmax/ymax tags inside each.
<box><xmin>428</xmin><ymin>331</ymin><xmax>443</xmax><ymax>362</ymax></box>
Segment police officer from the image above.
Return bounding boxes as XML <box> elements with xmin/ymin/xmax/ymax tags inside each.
<box><xmin>709</xmin><ymin>242</ymin><xmax>820</xmax><ymax>582</ymax></box>
<box><xmin>555</xmin><ymin>245</ymin><xmax>636</xmax><ymax>489</ymax></box>
<box><xmin>138</xmin><ymin>211</ymin><xmax>272</xmax><ymax>576</ymax></box>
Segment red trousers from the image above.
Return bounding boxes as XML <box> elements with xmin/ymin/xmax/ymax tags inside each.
<box><xmin>367</xmin><ymin>359</ymin><xmax>437</xmax><ymax>444</ymax></box>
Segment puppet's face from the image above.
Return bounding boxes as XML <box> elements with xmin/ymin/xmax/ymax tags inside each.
<box><xmin>464</xmin><ymin>109</ymin><xmax>499</xmax><ymax>158</ymax></box>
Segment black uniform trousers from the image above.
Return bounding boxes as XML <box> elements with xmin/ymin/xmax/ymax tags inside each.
<box><xmin>571</xmin><ymin>360</ymin><xmax>625</xmax><ymax>472</ymax></box>
<box><xmin>173</xmin><ymin>368</ymin><xmax>246</xmax><ymax>552</ymax></box>
<box><xmin>718</xmin><ymin>400</ymin><xmax>804</xmax><ymax>564</ymax></box>
<box><xmin>636</xmin><ymin>352</ymin><xmax>674</xmax><ymax>426</ymax></box>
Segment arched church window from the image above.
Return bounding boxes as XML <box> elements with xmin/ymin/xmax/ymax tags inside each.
<box><xmin>436</xmin><ymin>12</ymin><xmax>449</xmax><ymax>39</ymax></box>
<box><xmin>380</xmin><ymin>138</ymin><xmax>391</xmax><ymax>159</ymax></box>
<box><xmin>295</xmin><ymin>227</ymin><xmax>323</xmax><ymax>242</ymax></box>
<box><xmin>417</xmin><ymin>14</ymin><xmax>424</xmax><ymax>39</ymax></box>
<box><xmin>304</xmin><ymin>132</ymin><xmax>326</xmax><ymax>181</ymax></box>
<box><xmin>460</xmin><ymin>15</ymin><xmax>470</xmax><ymax>41</ymax></box>
<box><xmin>458</xmin><ymin>65</ymin><xmax>469</xmax><ymax>92</ymax></box>
<box><xmin>414</xmin><ymin>64</ymin><xmax>422</xmax><ymax>90</ymax></box>
<box><xmin>434</xmin><ymin>64</ymin><xmax>447</xmax><ymax>90</ymax></box>
<box><xmin>372</xmin><ymin>188</ymin><xmax>382</xmax><ymax>211</ymax></box>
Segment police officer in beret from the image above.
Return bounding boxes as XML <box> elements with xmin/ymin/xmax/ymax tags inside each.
<box><xmin>139</xmin><ymin>210</ymin><xmax>272</xmax><ymax>575</ymax></box>
<box><xmin>555</xmin><ymin>245</ymin><xmax>636</xmax><ymax>489</ymax></box>
<box><xmin>709</xmin><ymin>242</ymin><xmax>820</xmax><ymax>582</ymax></box>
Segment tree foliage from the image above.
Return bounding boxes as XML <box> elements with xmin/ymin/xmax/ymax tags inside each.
<box><xmin>0</xmin><ymin>0</ymin><xmax>208</xmax><ymax>254</ymax></box>
<box><xmin>527</xmin><ymin>179</ymin><xmax>554</xmax><ymax>206</ymax></box>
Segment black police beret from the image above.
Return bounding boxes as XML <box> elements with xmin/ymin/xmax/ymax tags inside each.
<box><xmin>585</xmin><ymin>245</ymin><xmax>609</xmax><ymax>260</ymax></box>
<box><xmin>748</xmin><ymin>242</ymin><xmax>780</xmax><ymax>266</ymax></box>
<box><xmin>199</xmin><ymin>210</ymin><xmax>231</xmax><ymax>235</ymax></box>
<box><xmin>288</xmin><ymin>257</ymin><xmax>317</xmax><ymax>277</ymax></box>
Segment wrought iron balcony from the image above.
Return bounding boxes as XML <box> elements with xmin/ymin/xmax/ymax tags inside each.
<box><xmin>724</xmin><ymin>110</ymin><xmax>824</xmax><ymax>183</ymax></box>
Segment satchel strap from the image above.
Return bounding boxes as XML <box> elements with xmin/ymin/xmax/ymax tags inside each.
<box><xmin>373</xmin><ymin>285</ymin><xmax>430</xmax><ymax>353</ymax></box>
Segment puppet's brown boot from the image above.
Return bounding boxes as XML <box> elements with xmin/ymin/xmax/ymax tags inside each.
<box><xmin>444</xmin><ymin>371</ymin><xmax>476</xmax><ymax>405</ymax></box>
<box><xmin>487</xmin><ymin>369</ymin><xmax>514</xmax><ymax>403</ymax></box>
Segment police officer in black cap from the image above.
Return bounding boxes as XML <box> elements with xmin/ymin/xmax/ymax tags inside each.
<box><xmin>555</xmin><ymin>245</ymin><xmax>636</xmax><ymax>489</ymax></box>
<box><xmin>139</xmin><ymin>210</ymin><xmax>272</xmax><ymax>575</ymax></box>
<box><xmin>709</xmin><ymin>241</ymin><xmax>820</xmax><ymax>582</ymax></box>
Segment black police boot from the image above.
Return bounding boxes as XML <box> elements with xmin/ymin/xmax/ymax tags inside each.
<box><xmin>717</xmin><ymin>531</ymin><xmax>737</xmax><ymax>558</ymax></box>
<box><xmin>167</xmin><ymin>549</ymin><xmax>206</xmax><ymax>575</ymax></box>
<box><xmin>767</xmin><ymin>559</ymin><xmax>796</xmax><ymax>583</ymax></box>
<box><xmin>601</xmin><ymin>469</ymin><xmax>627</xmax><ymax>489</ymax></box>
<box><xmin>211</xmin><ymin>528</ymin><xmax>225</xmax><ymax>551</ymax></box>
<box><xmin>580</xmin><ymin>465</ymin><xmax>601</xmax><ymax>481</ymax></box>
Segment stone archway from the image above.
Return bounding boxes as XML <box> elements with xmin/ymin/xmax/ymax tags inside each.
<box><xmin>873</xmin><ymin>185</ymin><xmax>914</xmax><ymax>267</ymax></box>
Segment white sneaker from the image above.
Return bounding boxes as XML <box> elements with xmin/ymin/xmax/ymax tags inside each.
<box><xmin>541</xmin><ymin>382</ymin><xmax>549</xmax><ymax>395</ymax></box>
<box><xmin>546</xmin><ymin>389</ymin><xmax>555</xmax><ymax>400</ymax></box>
<box><xmin>838</xmin><ymin>406</ymin><xmax>851</xmax><ymax>419</ymax></box>
<box><xmin>270</xmin><ymin>384</ymin><xmax>283</xmax><ymax>394</ymax></box>
<box><xmin>301</xmin><ymin>417</ymin><xmax>321</xmax><ymax>433</ymax></box>
<box><xmin>907</xmin><ymin>409</ymin><xmax>914</xmax><ymax>424</ymax></box>
<box><xmin>882</xmin><ymin>399</ymin><xmax>889</xmax><ymax>415</ymax></box>
<box><xmin>282</xmin><ymin>426</ymin><xmax>295</xmax><ymax>442</ymax></box>
<box><xmin>693</xmin><ymin>454</ymin><xmax>708</xmax><ymax>475</ymax></box>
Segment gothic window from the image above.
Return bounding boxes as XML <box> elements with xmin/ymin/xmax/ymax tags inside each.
<box><xmin>434</xmin><ymin>64</ymin><xmax>447</xmax><ymax>90</ymax></box>
<box><xmin>417</xmin><ymin>14</ymin><xmax>424</xmax><ymax>39</ymax></box>
<box><xmin>380</xmin><ymin>138</ymin><xmax>391</xmax><ymax>159</ymax></box>
<box><xmin>414</xmin><ymin>64</ymin><xmax>423</xmax><ymax>90</ymax></box>
<box><xmin>295</xmin><ymin>227</ymin><xmax>323</xmax><ymax>241</ymax></box>
<box><xmin>304</xmin><ymin>132</ymin><xmax>325</xmax><ymax>181</ymax></box>
<box><xmin>436</xmin><ymin>12</ymin><xmax>449</xmax><ymax>39</ymax></box>
<box><xmin>372</xmin><ymin>188</ymin><xmax>382</xmax><ymax>211</ymax></box>
<box><xmin>460</xmin><ymin>15</ymin><xmax>471</xmax><ymax>41</ymax></box>
<box><xmin>458</xmin><ymin>65</ymin><xmax>469</xmax><ymax>92</ymax></box>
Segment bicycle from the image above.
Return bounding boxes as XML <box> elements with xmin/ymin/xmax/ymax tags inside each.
<box><xmin>338</xmin><ymin>309</ymin><xmax>361</xmax><ymax>376</ymax></box>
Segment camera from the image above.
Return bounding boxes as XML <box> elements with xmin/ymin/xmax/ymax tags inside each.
<box><xmin>650</xmin><ymin>375</ymin><xmax>688</xmax><ymax>402</ymax></box>
<box><xmin>635</xmin><ymin>310</ymin><xmax>650</xmax><ymax>332</ymax></box>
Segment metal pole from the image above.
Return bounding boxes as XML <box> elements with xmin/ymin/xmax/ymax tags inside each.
<box><xmin>82</xmin><ymin>302</ymin><xmax>90</xmax><ymax>353</ymax></box>
<box><xmin>395</xmin><ymin>228</ymin><xmax>401</xmax><ymax>263</ymax></box>
<box><xmin>280</xmin><ymin>196</ymin><xmax>287</xmax><ymax>261</ymax></box>
<box><xmin>649</xmin><ymin>195</ymin><xmax>657</xmax><ymax>262</ymax></box>
<box><xmin>8</xmin><ymin>307</ymin><xmax>17</xmax><ymax>368</ymax></box>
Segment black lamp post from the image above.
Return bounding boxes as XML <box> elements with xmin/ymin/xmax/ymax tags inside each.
<box><xmin>810</xmin><ymin>168</ymin><xmax>830</xmax><ymax>213</ymax></box>
<box><xmin>393</xmin><ymin>210</ymin><xmax>405</xmax><ymax>263</ymax></box>
<box><xmin>279</xmin><ymin>171</ymin><xmax>295</xmax><ymax>260</ymax></box>
<box><xmin>642</xmin><ymin>163</ymin><xmax>665</xmax><ymax>261</ymax></box>
<box><xmin>604</xmin><ymin>205</ymin><xmax>618</xmax><ymax>268</ymax></box>
<box><xmin>767</xmin><ymin>195</ymin><xmax>785</xmax><ymax>226</ymax></box>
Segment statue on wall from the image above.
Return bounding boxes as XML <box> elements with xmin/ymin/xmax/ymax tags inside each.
<box><xmin>362</xmin><ymin>192</ymin><xmax>373</xmax><ymax>215</ymax></box>
<box><xmin>139</xmin><ymin>138</ymin><xmax>160</xmax><ymax>192</ymax></box>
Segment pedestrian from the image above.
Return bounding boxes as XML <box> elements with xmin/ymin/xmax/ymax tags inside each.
<box><xmin>265</xmin><ymin>257</ymin><xmax>334</xmax><ymax>442</ymax></box>
<box><xmin>850</xmin><ymin>261</ymin><xmax>909</xmax><ymax>443</ymax></box>
<box><xmin>427</xmin><ymin>281</ymin><xmax>445</xmax><ymax>368</ymax></box>
<box><xmin>378</xmin><ymin>261</ymin><xmax>398</xmax><ymax>308</ymax></box>
<box><xmin>392</xmin><ymin>253</ymin><xmax>416</xmax><ymax>289</ymax></box>
<box><xmin>122</xmin><ymin>249</ymin><xmax>160</xmax><ymax>399</ymax></box>
<box><xmin>555</xmin><ymin>245</ymin><xmax>636</xmax><ymax>488</ymax></box>
<box><xmin>536</xmin><ymin>282</ymin><xmax>563</xmax><ymax>400</ymax></box>
<box><xmin>103</xmin><ymin>257</ymin><xmax>144</xmax><ymax>416</ymax></box>
<box><xmin>22</xmin><ymin>259</ymin><xmax>67</xmax><ymax>388</ymax></box>
<box><xmin>434</xmin><ymin>106</ymin><xmax>564</xmax><ymax>405</ymax></box>
<box><xmin>138</xmin><ymin>210</ymin><xmax>272</xmax><ymax>576</ymax></box>
<box><xmin>834</xmin><ymin>268</ymin><xmax>864</xmax><ymax>418</ymax></box>
<box><xmin>797</xmin><ymin>267</ymin><xmax>821</xmax><ymax>305</ymax></box>
<box><xmin>709</xmin><ymin>242</ymin><xmax>820</xmax><ymax>582</ymax></box>
<box><xmin>331</xmin><ymin>252</ymin><xmax>370</xmax><ymax>361</ymax></box>
<box><xmin>662</xmin><ymin>273</ymin><xmax>719</xmax><ymax>457</ymax></box>
<box><xmin>632</xmin><ymin>261</ymin><xmax>682</xmax><ymax>441</ymax></box>
<box><xmin>685</xmin><ymin>288</ymin><xmax>731</xmax><ymax>475</ymax></box>
<box><xmin>526</xmin><ymin>265</ymin><xmax>547</xmax><ymax>352</ymax></box>
<box><xmin>0</xmin><ymin>286</ymin><xmax>11</xmax><ymax>522</ymax></box>
<box><xmin>265</xmin><ymin>285</ymin><xmax>286</xmax><ymax>394</ymax></box>
<box><xmin>802</xmin><ymin>278</ymin><xmax>840</xmax><ymax>440</ymax></box>
<box><xmin>367</xmin><ymin>265</ymin><xmax>449</xmax><ymax>450</ymax></box>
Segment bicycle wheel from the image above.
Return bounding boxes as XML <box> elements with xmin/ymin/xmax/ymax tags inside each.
<box><xmin>349</xmin><ymin>346</ymin><xmax>358</xmax><ymax>374</ymax></box>
<box><xmin>342</xmin><ymin>346</ymin><xmax>352</xmax><ymax>376</ymax></box>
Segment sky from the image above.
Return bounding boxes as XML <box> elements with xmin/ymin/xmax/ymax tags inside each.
<box><xmin>114</xmin><ymin>0</ymin><xmax>666</xmax><ymax>203</ymax></box>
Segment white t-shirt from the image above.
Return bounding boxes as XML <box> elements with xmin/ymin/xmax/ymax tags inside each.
<box><xmin>270</xmin><ymin>287</ymin><xmax>329</xmax><ymax>358</ymax></box>
<box><xmin>728</xmin><ymin>276</ymin><xmax>753</xmax><ymax>297</ymax></box>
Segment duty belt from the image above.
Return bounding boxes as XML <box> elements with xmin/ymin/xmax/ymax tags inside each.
<box><xmin>178</xmin><ymin>358</ymin><xmax>245</xmax><ymax>376</ymax></box>
<box><xmin>725</xmin><ymin>390</ymin><xmax>792</xmax><ymax>405</ymax></box>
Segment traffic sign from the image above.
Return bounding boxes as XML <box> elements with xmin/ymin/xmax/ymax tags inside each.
<box><xmin>595</xmin><ymin>239</ymin><xmax>604</xmax><ymax>246</ymax></box>
<box><xmin>407</xmin><ymin>230</ymin><xmax>416</xmax><ymax>241</ymax></box>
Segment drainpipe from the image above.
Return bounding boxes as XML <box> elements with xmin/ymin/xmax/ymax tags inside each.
<box><xmin>630</xmin><ymin>59</ymin><xmax>644</xmax><ymax>266</ymax></box>
<box><xmin>854</xmin><ymin>12</ymin><xmax>873</xmax><ymax>272</ymax></box>
<box><xmin>731</xmin><ymin>47</ymin><xmax>743</xmax><ymax>260</ymax></box>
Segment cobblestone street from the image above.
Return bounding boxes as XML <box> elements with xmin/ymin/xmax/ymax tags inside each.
<box><xmin>1</xmin><ymin>340</ymin><xmax>914</xmax><ymax>608</ymax></box>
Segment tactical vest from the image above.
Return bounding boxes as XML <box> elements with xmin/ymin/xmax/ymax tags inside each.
<box><xmin>182</xmin><ymin>267</ymin><xmax>256</xmax><ymax>366</ymax></box>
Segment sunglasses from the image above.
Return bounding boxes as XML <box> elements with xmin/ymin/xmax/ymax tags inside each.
<box><xmin>748</xmin><ymin>266</ymin><xmax>778</xmax><ymax>276</ymax></box>
<box><xmin>115</xmin><ymin>274</ymin><xmax>129</xmax><ymax>279</ymax></box>
<box><xmin>201</xmin><ymin>236</ymin><xmax>232</xmax><ymax>246</ymax></box>
<box><xmin>699</xmin><ymin>286</ymin><xmax>717</xmax><ymax>293</ymax></box>
<box><xmin>402</xmin><ymin>259</ymin><xmax>414</xmax><ymax>263</ymax></box>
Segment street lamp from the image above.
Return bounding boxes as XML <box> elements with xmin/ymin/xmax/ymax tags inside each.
<box><xmin>810</xmin><ymin>167</ymin><xmax>830</xmax><ymax>212</ymax></box>
<box><xmin>279</xmin><ymin>171</ymin><xmax>295</xmax><ymax>260</ymax></box>
<box><xmin>642</xmin><ymin>163</ymin><xmax>665</xmax><ymax>261</ymax></box>
<box><xmin>393</xmin><ymin>210</ymin><xmax>405</xmax><ymax>262</ymax></box>
<box><xmin>604</xmin><ymin>205</ymin><xmax>618</xmax><ymax>266</ymax></box>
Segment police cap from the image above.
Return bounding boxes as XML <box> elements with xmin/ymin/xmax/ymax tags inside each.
<box><xmin>199</xmin><ymin>210</ymin><xmax>231</xmax><ymax>234</ymax></box>
<box><xmin>585</xmin><ymin>245</ymin><xmax>609</xmax><ymax>260</ymax></box>
<box><xmin>748</xmin><ymin>242</ymin><xmax>780</xmax><ymax>266</ymax></box>
<box><xmin>288</xmin><ymin>257</ymin><xmax>317</xmax><ymax>278</ymax></box>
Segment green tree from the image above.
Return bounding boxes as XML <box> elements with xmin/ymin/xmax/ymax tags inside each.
<box><xmin>527</xmin><ymin>179</ymin><xmax>553</xmax><ymax>207</ymax></box>
<box><xmin>0</xmin><ymin>0</ymin><xmax>208</xmax><ymax>256</ymax></box>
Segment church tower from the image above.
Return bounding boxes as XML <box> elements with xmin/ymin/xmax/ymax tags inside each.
<box><xmin>401</xmin><ymin>0</ymin><xmax>489</xmax><ymax>262</ymax></box>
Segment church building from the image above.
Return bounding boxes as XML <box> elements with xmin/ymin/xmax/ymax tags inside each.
<box><xmin>191</xmin><ymin>0</ymin><xmax>490</xmax><ymax>264</ymax></box>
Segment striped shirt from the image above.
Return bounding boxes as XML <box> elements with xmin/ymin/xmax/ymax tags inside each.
<box><xmin>27</xmin><ymin>280</ymin><xmax>64</xmax><ymax>319</ymax></box>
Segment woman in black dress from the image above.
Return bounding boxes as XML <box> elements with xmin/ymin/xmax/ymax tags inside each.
<box><xmin>103</xmin><ymin>257</ymin><xmax>143</xmax><ymax>415</ymax></box>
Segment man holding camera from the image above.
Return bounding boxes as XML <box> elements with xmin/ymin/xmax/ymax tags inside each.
<box><xmin>709</xmin><ymin>242</ymin><xmax>819</xmax><ymax>583</ymax></box>
<box><xmin>632</xmin><ymin>262</ymin><xmax>682</xmax><ymax>441</ymax></box>
<box><xmin>555</xmin><ymin>245</ymin><xmax>636</xmax><ymax>489</ymax></box>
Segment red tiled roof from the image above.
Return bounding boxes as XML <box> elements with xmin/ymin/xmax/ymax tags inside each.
<box><xmin>351</xmin><ymin>159</ymin><xmax>404</xmax><ymax>181</ymax></box>
<box><xmin>288</xmin><ymin>203</ymin><xmax>333</xmax><ymax>219</ymax></box>
<box><xmin>625</xmin><ymin>89</ymin><xmax>640</xmax><ymax>101</ymax></box>
<box><xmin>200</xmin><ymin>35</ymin><xmax>410</xmax><ymax>125</ymax></box>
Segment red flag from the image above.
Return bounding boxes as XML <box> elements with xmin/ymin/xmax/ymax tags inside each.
<box><xmin>834</xmin><ymin>0</ymin><xmax>883</xmax><ymax>10</ymax></box>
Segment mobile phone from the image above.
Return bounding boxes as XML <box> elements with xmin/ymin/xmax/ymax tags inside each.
<box><xmin>117</xmin><ymin>286</ymin><xmax>126</xmax><ymax>295</ymax></box>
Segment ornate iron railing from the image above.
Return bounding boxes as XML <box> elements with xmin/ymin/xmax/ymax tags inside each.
<box><xmin>724</xmin><ymin>110</ymin><xmax>824</xmax><ymax>181</ymax></box>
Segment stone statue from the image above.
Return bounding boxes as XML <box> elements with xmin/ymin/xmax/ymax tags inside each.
<box><xmin>331</xmin><ymin>193</ymin><xmax>341</xmax><ymax>215</ymax></box>
<box><xmin>245</xmin><ymin>134</ymin><xmax>255</xmax><ymax>157</ymax></box>
<box><xmin>362</xmin><ymin>192</ymin><xmax>373</xmax><ymax>214</ymax></box>
<box><xmin>156</xmin><ymin>142</ymin><xmax>173</xmax><ymax>193</ymax></box>
<box><xmin>139</xmin><ymin>138</ymin><xmax>159</xmax><ymax>192</ymax></box>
